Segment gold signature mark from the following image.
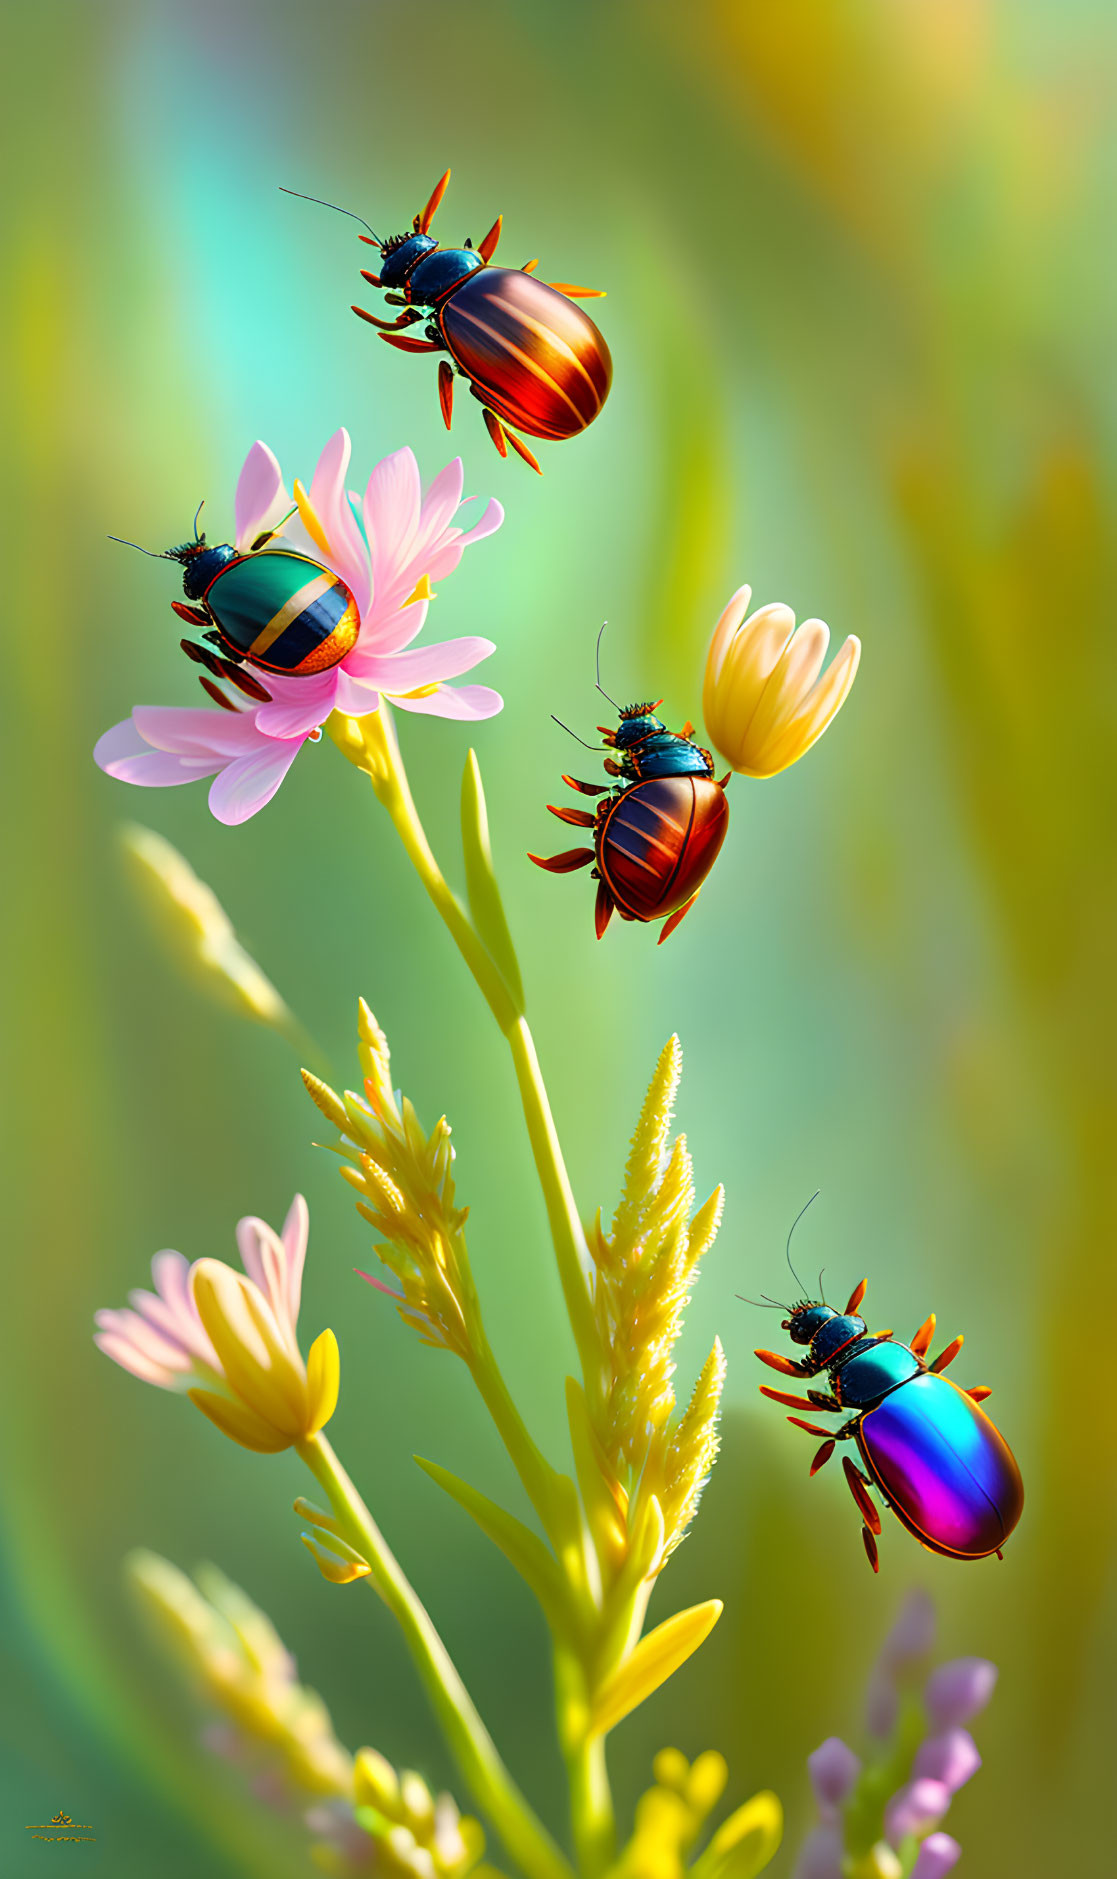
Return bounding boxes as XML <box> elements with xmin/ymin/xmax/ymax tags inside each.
<box><xmin>25</xmin><ymin>1808</ymin><xmax>96</xmax><ymax>1843</ymax></box>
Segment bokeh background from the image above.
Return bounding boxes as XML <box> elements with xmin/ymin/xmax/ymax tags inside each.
<box><xmin>3</xmin><ymin>0</ymin><xmax>1115</xmax><ymax>1872</ymax></box>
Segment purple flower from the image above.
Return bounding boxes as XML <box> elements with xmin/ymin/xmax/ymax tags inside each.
<box><xmin>880</xmin><ymin>1589</ymin><xmax>936</xmax><ymax>1671</ymax></box>
<box><xmin>807</xmin><ymin>1738</ymin><xmax>861</xmax><ymax>1818</ymax></box>
<box><xmin>884</xmin><ymin>1778</ymin><xmax>949</xmax><ymax>1846</ymax></box>
<box><xmin>790</xmin><ymin>1824</ymin><xmax>844</xmax><ymax>1879</ymax></box>
<box><xmin>913</xmin><ymin>1728</ymin><xmax>981</xmax><ymax>1794</ymax></box>
<box><xmin>910</xmin><ymin>1833</ymin><xmax>962</xmax><ymax>1877</ymax></box>
<box><xmin>924</xmin><ymin>1657</ymin><xmax>998</xmax><ymax>1730</ymax></box>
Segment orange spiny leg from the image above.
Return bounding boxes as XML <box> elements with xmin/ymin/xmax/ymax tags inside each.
<box><xmin>171</xmin><ymin>601</ymin><xmax>208</xmax><ymax>627</ymax></box>
<box><xmin>528</xmin><ymin>847</ymin><xmax>594</xmax><ymax>873</ymax></box>
<box><xmin>680</xmin><ymin>720</ymin><xmax>694</xmax><ymax>738</ymax></box>
<box><xmin>417</xmin><ymin>168</ymin><xmax>451</xmax><ymax>233</ymax></box>
<box><xmin>477</xmin><ymin>215</ymin><xmax>502</xmax><ymax>263</ymax></box>
<box><xmin>503</xmin><ymin>426</ymin><xmax>543</xmax><ymax>474</ymax></box>
<box><xmin>966</xmin><ymin>1385</ymin><xmax>992</xmax><ymax>1402</ymax></box>
<box><xmin>603</xmin><ymin>757</ymin><xmax>623</xmax><ymax>776</ymax></box>
<box><xmin>354</xmin><ymin>306</ymin><xmax>423</xmax><ymax>331</ymax></box>
<box><xmin>522</xmin><ymin>258</ymin><xmax>539</xmax><ymax>273</ymax></box>
<box><xmin>862</xmin><ymin>1525</ymin><xmax>880</xmax><ymax>1572</ymax></box>
<box><xmin>198</xmin><ymin>675</ymin><xmax>240</xmax><ymax>712</ymax></box>
<box><xmin>379</xmin><ymin>331</ymin><xmax>442</xmax><ymax>353</ymax></box>
<box><xmin>562</xmin><ymin>774</ymin><xmax>609</xmax><ymax>795</ymax></box>
<box><xmin>482</xmin><ymin>408</ymin><xmax>508</xmax><ymax>458</ymax></box>
<box><xmin>755</xmin><ymin>1348</ymin><xmax>809</xmax><ymax>1378</ymax></box>
<box><xmin>787</xmin><ymin>1416</ymin><xmax>836</xmax><ymax>1439</ymax></box>
<box><xmin>910</xmin><ymin>1313</ymin><xmax>936</xmax><ymax>1359</ymax></box>
<box><xmin>547</xmin><ymin>804</ymin><xmax>595</xmax><ymax>828</ymax></box>
<box><xmin>755</xmin><ymin>1382</ymin><xmax>816</xmax><ymax>1413</ymax></box>
<box><xmin>930</xmin><ymin>1334</ymin><xmax>964</xmax><ymax>1374</ymax></box>
<box><xmin>658</xmin><ymin>890</ymin><xmax>700</xmax><ymax>945</ymax></box>
<box><xmin>845</xmin><ymin>1278</ymin><xmax>868</xmax><ymax>1315</ymax></box>
<box><xmin>595</xmin><ymin>880</ymin><xmax>615</xmax><ymax>939</ymax></box>
<box><xmin>438</xmin><ymin>361</ymin><xmax>454</xmax><ymax>430</ymax></box>
<box><xmin>548</xmin><ymin>281</ymin><xmax>606</xmax><ymax>298</ymax></box>
<box><xmin>842</xmin><ymin>1457</ymin><xmax>882</xmax><ymax>1535</ymax></box>
<box><xmin>810</xmin><ymin>1439</ymin><xmax>836</xmax><ymax>1476</ymax></box>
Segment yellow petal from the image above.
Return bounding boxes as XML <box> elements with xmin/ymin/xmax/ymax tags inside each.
<box><xmin>690</xmin><ymin>1792</ymin><xmax>783</xmax><ymax>1879</ymax></box>
<box><xmin>187</xmin><ymin>1387</ymin><xmax>292</xmax><ymax>1452</ymax></box>
<box><xmin>300</xmin><ymin>1531</ymin><xmax>370</xmax><ymax>1584</ymax></box>
<box><xmin>748</xmin><ymin>634</ymin><xmax>861</xmax><ymax>777</ymax></box>
<box><xmin>706</xmin><ymin>605</ymin><xmax>796</xmax><ymax>764</ymax></box>
<box><xmin>744</xmin><ymin>618</ymin><xmax>830</xmax><ymax>754</ymax></box>
<box><xmin>588</xmin><ymin>1599</ymin><xmax>723</xmax><ymax>1737</ymax></box>
<box><xmin>404</xmin><ymin>574</ymin><xmax>435</xmax><ymax>605</ymax></box>
<box><xmin>192</xmin><ymin>1262</ymin><xmax>307</xmax><ymax>1436</ymax></box>
<box><xmin>293</xmin><ymin>477</ymin><xmax>332</xmax><ymax>557</ymax></box>
<box><xmin>702</xmin><ymin>584</ymin><xmax>753</xmax><ymax>709</ymax></box>
<box><xmin>306</xmin><ymin>1328</ymin><xmax>340</xmax><ymax>1434</ymax></box>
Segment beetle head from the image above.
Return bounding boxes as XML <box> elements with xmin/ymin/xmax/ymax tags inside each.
<box><xmin>164</xmin><ymin>537</ymin><xmax>238</xmax><ymax>600</ymax></box>
<box><xmin>613</xmin><ymin>701</ymin><xmax>666</xmax><ymax>749</ymax></box>
<box><xmin>379</xmin><ymin>231</ymin><xmax>437</xmax><ymax>288</ymax></box>
<box><xmin>784</xmin><ymin>1302</ymin><xmax>837</xmax><ymax>1345</ymax></box>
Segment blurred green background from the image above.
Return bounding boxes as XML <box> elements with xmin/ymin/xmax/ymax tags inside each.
<box><xmin>3</xmin><ymin>0</ymin><xmax>1115</xmax><ymax>1873</ymax></box>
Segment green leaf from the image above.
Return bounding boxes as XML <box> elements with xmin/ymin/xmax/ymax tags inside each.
<box><xmin>588</xmin><ymin>1598</ymin><xmax>723</xmax><ymax>1737</ymax></box>
<box><xmin>415</xmin><ymin>1455</ymin><xmax>563</xmax><ymax>1622</ymax></box>
<box><xmin>691</xmin><ymin>1792</ymin><xmax>783</xmax><ymax>1879</ymax></box>
<box><xmin>460</xmin><ymin>751</ymin><xmax>525</xmax><ymax>1014</ymax></box>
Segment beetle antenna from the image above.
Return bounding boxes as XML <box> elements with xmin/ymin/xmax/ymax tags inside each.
<box><xmin>193</xmin><ymin>500</ymin><xmax>205</xmax><ymax>541</ymax></box>
<box><xmin>595</xmin><ymin>621</ymin><xmax>622</xmax><ymax>709</ymax></box>
<box><xmin>785</xmin><ymin>1190</ymin><xmax>820</xmax><ymax>1297</ymax></box>
<box><xmin>818</xmin><ymin>1267</ymin><xmax>827</xmax><ymax>1303</ymax></box>
<box><xmin>551</xmin><ymin>714</ymin><xmax>601</xmax><ymax>751</ymax></box>
<box><xmin>280</xmin><ymin>186</ymin><xmax>381</xmax><ymax>244</ymax></box>
<box><xmin>107</xmin><ymin>536</ymin><xmax>171</xmax><ymax>559</ymax></box>
<box><xmin>736</xmin><ymin>1294</ymin><xmax>785</xmax><ymax>1308</ymax></box>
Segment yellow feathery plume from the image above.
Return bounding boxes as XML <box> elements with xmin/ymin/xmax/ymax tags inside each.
<box><xmin>304</xmin><ymin>1003</ymin><xmax>477</xmax><ymax>1360</ymax></box>
<box><xmin>659</xmin><ymin>1339</ymin><xmax>727</xmax><ymax>1556</ymax></box>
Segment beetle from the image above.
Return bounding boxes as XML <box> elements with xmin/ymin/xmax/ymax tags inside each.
<box><xmin>283</xmin><ymin>173</ymin><xmax>612</xmax><ymax>475</ymax></box>
<box><xmin>110</xmin><ymin>505</ymin><xmax>359</xmax><ymax>707</ymax></box>
<box><xmin>749</xmin><ymin>1208</ymin><xmax>1024</xmax><ymax>1572</ymax></box>
<box><xmin>529</xmin><ymin>689</ymin><xmax>730</xmax><ymax>941</ymax></box>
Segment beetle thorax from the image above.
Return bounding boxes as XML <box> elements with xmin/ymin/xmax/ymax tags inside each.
<box><xmin>379</xmin><ymin>231</ymin><xmax>437</xmax><ymax>288</ymax></box>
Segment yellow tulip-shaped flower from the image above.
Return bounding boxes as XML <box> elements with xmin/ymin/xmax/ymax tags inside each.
<box><xmin>702</xmin><ymin>585</ymin><xmax>861</xmax><ymax>779</ymax></box>
<box><xmin>95</xmin><ymin>1195</ymin><xmax>339</xmax><ymax>1454</ymax></box>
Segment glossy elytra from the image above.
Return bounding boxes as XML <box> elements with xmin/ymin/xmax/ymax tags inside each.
<box><xmin>748</xmin><ymin>1199</ymin><xmax>1024</xmax><ymax>1571</ymax></box>
<box><xmin>283</xmin><ymin>172</ymin><xmax>612</xmax><ymax>474</ymax></box>
<box><xmin>109</xmin><ymin>505</ymin><xmax>359</xmax><ymax>709</ymax></box>
<box><xmin>528</xmin><ymin>630</ymin><xmax>730</xmax><ymax>941</ymax></box>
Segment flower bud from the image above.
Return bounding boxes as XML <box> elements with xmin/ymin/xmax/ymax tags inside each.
<box><xmin>909</xmin><ymin>1833</ymin><xmax>962</xmax><ymax>1878</ymax></box>
<box><xmin>806</xmin><ymin>1738</ymin><xmax>861</xmax><ymax>1817</ymax></box>
<box><xmin>883</xmin><ymin>1778</ymin><xmax>949</xmax><ymax>1846</ymax></box>
<box><xmin>913</xmin><ymin>1728</ymin><xmax>981</xmax><ymax>1794</ymax></box>
<box><xmin>924</xmin><ymin>1658</ymin><xmax>997</xmax><ymax>1729</ymax></box>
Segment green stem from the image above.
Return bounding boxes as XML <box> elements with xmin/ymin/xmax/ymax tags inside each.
<box><xmin>554</xmin><ymin>1645</ymin><xmax>617</xmax><ymax>1879</ymax></box>
<box><xmin>298</xmin><ymin>1433</ymin><xmax>574</xmax><ymax>1879</ymax></box>
<box><xmin>363</xmin><ymin>708</ymin><xmax>600</xmax><ymax>1385</ymax></box>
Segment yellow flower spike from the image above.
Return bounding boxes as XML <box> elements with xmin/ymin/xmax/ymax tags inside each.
<box><xmin>685</xmin><ymin>1751</ymin><xmax>728</xmax><ymax>1817</ymax></box>
<box><xmin>400</xmin><ymin>1769</ymin><xmax>437</xmax><ymax>1834</ymax></box>
<box><xmin>293</xmin><ymin>476</ymin><xmax>333</xmax><ymax>557</ymax></box>
<box><xmin>302</xmin><ymin>1070</ymin><xmax>350</xmax><ymax>1132</ymax></box>
<box><xmin>702</xmin><ymin>583</ymin><xmax>861</xmax><ymax>779</ymax></box>
<box><xmin>301</xmin><ymin>1530</ymin><xmax>371</xmax><ymax>1585</ymax></box>
<box><xmin>588</xmin><ymin>1599</ymin><xmax>723</xmax><ymax>1738</ymax></box>
<box><xmin>355</xmin><ymin>1747</ymin><xmax>402</xmax><ymax>1813</ymax></box>
<box><xmin>651</xmin><ymin>1748</ymin><xmax>690</xmax><ymax>1794</ymax></box>
<box><xmin>660</xmin><ymin>1339</ymin><xmax>727</xmax><ymax>1556</ymax></box>
<box><xmin>690</xmin><ymin>1793</ymin><xmax>783</xmax><ymax>1879</ymax></box>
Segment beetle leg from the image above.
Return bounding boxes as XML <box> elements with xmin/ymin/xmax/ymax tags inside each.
<box><xmin>594</xmin><ymin>880</ymin><xmax>615</xmax><ymax>939</ymax></box>
<box><xmin>929</xmin><ymin>1333</ymin><xmax>964</xmax><ymax>1374</ymax></box>
<box><xmin>522</xmin><ymin>258</ymin><xmax>540</xmax><ymax>273</ymax></box>
<box><xmin>477</xmin><ymin>215</ymin><xmax>502</xmax><ymax>263</ymax></box>
<box><xmin>842</xmin><ymin>1456</ymin><xmax>882</xmax><ymax>1534</ymax></box>
<box><xmin>965</xmin><ymin>1384</ymin><xmax>993</xmax><ymax>1401</ymax></box>
<box><xmin>658</xmin><ymin>890</ymin><xmax>700</xmax><ymax>945</ymax></box>
<box><xmin>373</xmin><ymin>328</ymin><xmax>443</xmax><ymax>353</ymax></box>
<box><xmin>787</xmin><ymin>1416</ymin><xmax>836</xmax><ymax>1439</ymax></box>
<box><xmin>547</xmin><ymin>804</ymin><xmax>595</xmax><ymax>828</ymax></box>
<box><xmin>482</xmin><ymin>409</ymin><xmax>508</xmax><ymax>458</ymax></box>
<box><xmin>438</xmin><ymin>361</ymin><xmax>454</xmax><ymax>430</ymax></box>
<box><xmin>528</xmin><ymin>846</ymin><xmax>595</xmax><ymax>873</ymax></box>
<box><xmin>562</xmin><ymin>774</ymin><xmax>609</xmax><ymax>796</ymax></box>
<box><xmin>353</xmin><ymin>302</ymin><xmax>421</xmax><ymax>331</ymax></box>
<box><xmin>810</xmin><ymin>1439</ymin><xmax>835</xmax><ymax>1476</ymax></box>
<box><xmin>755</xmin><ymin>1348</ymin><xmax>810</xmax><ymax>1378</ymax></box>
<box><xmin>171</xmin><ymin>601</ymin><xmax>209</xmax><ymax>627</ymax></box>
<box><xmin>760</xmin><ymin>1385</ymin><xmax>839</xmax><ymax>1413</ymax></box>
<box><xmin>197</xmin><ymin>675</ymin><xmax>242</xmax><ymax>712</ymax></box>
<box><xmin>910</xmin><ymin>1312</ymin><xmax>936</xmax><ymax>1359</ymax></box>
<box><xmin>548</xmin><ymin>281</ymin><xmax>607</xmax><ymax>298</ymax></box>
<box><xmin>845</xmin><ymin>1277</ymin><xmax>868</xmax><ymax>1315</ymax></box>
<box><xmin>861</xmin><ymin>1525</ymin><xmax>880</xmax><ymax>1573</ymax></box>
<box><xmin>502</xmin><ymin>425</ymin><xmax>543</xmax><ymax>474</ymax></box>
<box><xmin>180</xmin><ymin>639</ymin><xmax>271</xmax><ymax>703</ymax></box>
<box><xmin>417</xmin><ymin>168</ymin><xmax>451</xmax><ymax>234</ymax></box>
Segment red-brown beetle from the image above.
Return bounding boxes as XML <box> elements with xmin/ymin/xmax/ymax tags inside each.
<box><xmin>284</xmin><ymin>172</ymin><xmax>612</xmax><ymax>474</ymax></box>
<box><xmin>530</xmin><ymin>700</ymin><xmax>730</xmax><ymax>942</ymax></box>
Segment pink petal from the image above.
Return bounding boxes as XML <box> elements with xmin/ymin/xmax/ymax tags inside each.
<box><xmin>131</xmin><ymin>705</ymin><xmax>268</xmax><ymax>758</ymax></box>
<box><xmin>207</xmin><ymin>740</ymin><xmax>304</xmax><ymax>824</ymax></box>
<box><xmin>95</xmin><ymin>718</ymin><xmax>225</xmax><ymax>789</ymax></box>
<box><xmin>408</xmin><ymin>458</ymin><xmax>465</xmax><ymax>567</ymax></box>
<box><xmin>364</xmin><ymin>447</ymin><xmax>422</xmax><ymax>594</ymax></box>
<box><xmin>451</xmin><ymin>495</ymin><xmax>504</xmax><ymax>551</ymax></box>
<box><xmin>234</xmin><ymin>442</ymin><xmax>290</xmax><ymax>550</ymax></box>
<box><xmin>331</xmin><ymin>670</ymin><xmax>381</xmax><ymax>717</ymax></box>
<box><xmin>281</xmin><ymin>1195</ymin><xmax>309</xmax><ymax>1326</ymax></box>
<box><xmin>349</xmin><ymin>597</ymin><xmax>430</xmax><ymax>661</ymax></box>
<box><xmin>252</xmin><ymin>671</ymin><xmax>339</xmax><ymax>739</ymax></box>
<box><xmin>359</xmin><ymin>636</ymin><xmax>495</xmax><ymax>690</ymax></box>
<box><xmin>309</xmin><ymin>429</ymin><xmax>371</xmax><ymax>613</ymax></box>
<box><xmin>94</xmin><ymin>1327</ymin><xmax>180</xmax><ymax>1387</ymax></box>
<box><xmin>392</xmin><ymin>684</ymin><xmax>503</xmax><ymax>720</ymax></box>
